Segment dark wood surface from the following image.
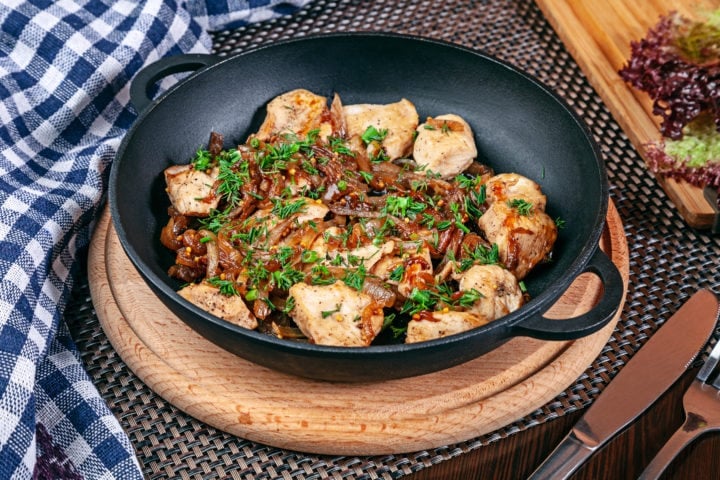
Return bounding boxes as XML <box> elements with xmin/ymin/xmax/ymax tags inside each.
<box><xmin>410</xmin><ymin>367</ymin><xmax>720</xmax><ymax>479</ymax></box>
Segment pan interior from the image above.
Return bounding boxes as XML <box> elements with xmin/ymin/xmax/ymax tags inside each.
<box><xmin>112</xmin><ymin>34</ymin><xmax>606</xmax><ymax>351</ymax></box>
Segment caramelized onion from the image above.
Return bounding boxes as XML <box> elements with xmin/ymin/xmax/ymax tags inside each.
<box><xmin>198</xmin><ymin>229</ymin><xmax>218</xmax><ymax>277</ymax></box>
<box><xmin>362</xmin><ymin>277</ymin><xmax>396</xmax><ymax>308</ymax></box>
<box><xmin>160</xmin><ymin>216</ymin><xmax>185</xmax><ymax>250</ymax></box>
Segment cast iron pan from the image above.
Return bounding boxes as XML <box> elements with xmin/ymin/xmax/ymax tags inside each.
<box><xmin>110</xmin><ymin>33</ymin><xmax>624</xmax><ymax>382</ymax></box>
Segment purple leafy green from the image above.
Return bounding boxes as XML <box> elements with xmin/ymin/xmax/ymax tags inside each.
<box><xmin>619</xmin><ymin>9</ymin><xmax>720</xmax><ymax>196</ymax></box>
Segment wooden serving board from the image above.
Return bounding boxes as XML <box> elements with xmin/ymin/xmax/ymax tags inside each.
<box><xmin>535</xmin><ymin>0</ymin><xmax>720</xmax><ymax>230</ymax></box>
<box><xmin>88</xmin><ymin>202</ymin><xmax>628</xmax><ymax>455</ymax></box>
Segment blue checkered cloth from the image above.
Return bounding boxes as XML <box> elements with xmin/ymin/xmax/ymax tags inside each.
<box><xmin>0</xmin><ymin>1</ymin><xmax>308</xmax><ymax>478</ymax></box>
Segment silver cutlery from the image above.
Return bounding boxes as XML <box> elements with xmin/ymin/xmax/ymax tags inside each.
<box><xmin>638</xmin><ymin>336</ymin><xmax>720</xmax><ymax>479</ymax></box>
<box><xmin>529</xmin><ymin>289</ymin><xmax>719</xmax><ymax>480</ymax></box>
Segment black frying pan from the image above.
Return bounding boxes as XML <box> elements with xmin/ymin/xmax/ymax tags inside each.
<box><xmin>110</xmin><ymin>33</ymin><xmax>624</xmax><ymax>382</ymax></box>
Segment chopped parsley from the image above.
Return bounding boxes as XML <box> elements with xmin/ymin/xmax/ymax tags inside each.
<box><xmin>508</xmin><ymin>198</ymin><xmax>534</xmax><ymax>216</ymax></box>
<box><xmin>450</xmin><ymin>202</ymin><xmax>470</xmax><ymax>233</ymax></box>
<box><xmin>271</xmin><ymin>197</ymin><xmax>307</xmax><ymax>219</ymax></box>
<box><xmin>310</xmin><ymin>264</ymin><xmax>336</xmax><ymax>285</ymax></box>
<box><xmin>232</xmin><ymin>225</ymin><xmax>266</xmax><ymax>245</ymax></box>
<box><xmin>343</xmin><ymin>265</ymin><xmax>367</xmax><ymax>291</ymax></box>
<box><xmin>389</xmin><ymin>265</ymin><xmax>405</xmax><ymax>282</ymax></box>
<box><xmin>301</xmin><ymin>159</ymin><xmax>319</xmax><ymax>175</ymax></box>
<box><xmin>216</xmin><ymin>150</ymin><xmax>246</xmax><ymax>206</ymax></box>
<box><xmin>401</xmin><ymin>284</ymin><xmax>486</xmax><ymax>316</ymax></box>
<box><xmin>459</xmin><ymin>243</ymin><xmax>500</xmax><ymax>271</ymax></box>
<box><xmin>361</xmin><ymin>125</ymin><xmax>388</xmax><ymax>144</ymax></box>
<box><xmin>401</xmin><ymin>288</ymin><xmax>435</xmax><ymax>316</ymax></box>
<box><xmin>464</xmin><ymin>184</ymin><xmax>486</xmax><ymax>220</ymax></box>
<box><xmin>456</xmin><ymin>288</ymin><xmax>483</xmax><ymax>308</ymax></box>
<box><xmin>206</xmin><ymin>276</ymin><xmax>239</xmax><ymax>296</ymax></box>
<box><xmin>359</xmin><ymin>170</ymin><xmax>374</xmax><ymax>183</ymax></box>
<box><xmin>199</xmin><ymin>207</ymin><xmax>232</xmax><ymax>233</ymax></box>
<box><xmin>258</xmin><ymin>140</ymin><xmax>299</xmax><ymax>172</ymax></box>
<box><xmin>383</xmin><ymin>195</ymin><xmax>426</xmax><ymax>219</ymax></box>
<box><xmin>191</xmin><ymin>148</ymin><xmax>212</xmax><ymax>171</ymax></box>
<box><xmin>301</xmin><ymin>250</ymin><xmax>320</xmax><ymax>263</ymax></box>
<box><xmin>282</xmin><ymin>296</ymin><xmax>296</xmax><ymax>314</ymax></box>
<box><xmin>370</xmin><ymin>149</ymin><xmax>390</xmax><ymax>164</ymax></box>
<box><xmin>321</xmin><ymin>304</ymin><xmax>342</xmax><ymax>318</ymax></box>
<box><xmin>272</xmin><ymin>267</ymin><xmax>304</xmax><ymax>291</ymax></box>
<box><xmin>328</xmin><ymin>136</ymin><xmax>355</xmax><ymax>156</ymax></box>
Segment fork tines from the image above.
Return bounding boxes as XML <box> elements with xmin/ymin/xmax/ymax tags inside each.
<box><xmin>698</xmin><ymin>339</ymin><xmax>720</xmax><ymax>388</ymax></box>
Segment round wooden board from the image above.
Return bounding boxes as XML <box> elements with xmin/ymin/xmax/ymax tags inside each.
<box><xmin>88</xmin><ymin>201</ymin><xmax>628</xmax><ymax>455</ymax></box>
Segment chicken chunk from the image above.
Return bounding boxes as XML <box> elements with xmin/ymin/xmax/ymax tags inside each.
<box><xmin>250</xmin><ymin>197</ymin><xmax>329</xmax><ymax>229</ymax></box>
<box><xmin>484</xmin><ymin>173</ymin><xmax>547</xmax><ymax>211</ymax></box>
<box><xmin>453</xmin><ymin>265</ymin><xmax>524</xmax><ymax>320</ymax></box>
<box><xmin>256</xmin><ymin>89</ymin><xmax>332</xmax><ymax>141</ymax></box>
<box><xmin>344</xmin><ymin>99</ymin><xmax>419</xmax><ymax>160</ymax></box>
<box><xmin>396</xmin><ymin>245</ymin><xmax>434</xmax><ymax>298</ymax></box>
<box><xmin>405</xmin><ymin>310</ymin><xmax>489</xmax><ymax>343</ymax></box>
<box><xmin>477</xmin><ymin>201</ymin><xmax>557</xmax><ymax>279</ymax></box>
<box><xmin>327</xmin><ymin>240</ymin><xmax>395</xmax><ymax>271</ymax></box>
<box><xmin>294</xmin><ymin>199</ymin><xmax>329</xmax><ymax>224</ymax></box>
<box><xmin>413</xmin><ymin>114</ymin><xmax>478</xmax><ymax>179</ymax></box>
<box><xmin>164</xmin><ymin>164</ymin><xmax>220</xmax><ymax>217</ymax></box>
<box><xmin>178</xmin><ymin>282</ymin><xmax>258</xmax><ymax>330</ymax></box>
<box><xmin>288</xmin><ymin>282</ymin><xmax>384</xmax><ymax>347</ymax></box>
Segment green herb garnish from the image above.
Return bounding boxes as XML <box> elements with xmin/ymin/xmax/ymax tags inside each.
<box><xmin>507</xmin><ymin>198</ymin><xmax>534</xmax><ymax>216</ymax></box>
<box><xmin>459</xmin><ymin>243</ymin><xmax>500</xmax><ymax>271</ymax></box>
<box><xmin>321</xmin><ymin>304</ymin><xmax>342</xmax><ymax>318</ymax></box>
<box><xmin>343</xmin><ymin>265</ymin><xmax>367</xmax><ymax>291</ymax></box>
<box><xmin>271</xmin><ymin>197</ymin><xmax>307</xmax><ymax>219</ymax></box>
<box><xmin>191</xmin><ymin>148</ymin><xmax>212</xmax><ymax>171</ymax></box>
<box><xmin>361</xmin><ymin>125</ymin><xmax>388</xmax><ymax>145</ymax></box>
<box><xmin>206</xmin><ymin>277</ymin><xmax>239</xmax><ymax>296</ymax></box>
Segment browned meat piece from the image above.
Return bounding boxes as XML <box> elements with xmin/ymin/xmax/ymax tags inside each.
<box><xmin>405</xmin><ymin>311</ymin><xmax>489</xmax><ymax>343</ymax></box>
<box><xmin>178</xmin><ymin>282</ymin><xmax>258</xmax><ymax>330</ymax></box>
<box><xmin>453</xmin><ymin>264</ymin><xmax>524</xmax><ymax>320</ymax></box>
<box><xmin>288</xmin><ymin>282</ymin><xmax>384</xmax><ymax>346</ymax></box>
<box><xmin>256</xmin><ymin>89</ymin><xmax>332</xmax><ymax>141</ymax></box>
<box><xmin>413</xmin><ymin>114</ymin><xmax>477</xmax><ymax>179</ymax></box>
<box><xmin>476</xmin><ymin>201</ymin><xmax>557</xmax><ymax>279</ymax></box>
<box><xmin>326</xmin><ymin>240</ymin><xmax>395</xmax><ymax>271</ymax></box>
<box><xmin>343</xmin><ymin>99</ymin><xmax>419</xmax><ymax>160</ymax></box>
<box><xmin>164</xmin><ymin>164</ymin><xmax>220</xmax><ymax>217</ymax></box>
<box><xmin>484</xmin><ymin>173</ymin><xmax>548</xmax><ymax>211</ymax></box>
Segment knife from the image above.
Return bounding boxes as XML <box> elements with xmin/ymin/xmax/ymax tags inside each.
<box><xmin>528</xmin><ymin>289</ymin><xmax>720</xmax><ymax>480</ymax></box>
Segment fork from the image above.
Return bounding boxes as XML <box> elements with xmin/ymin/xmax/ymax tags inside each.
<box><xmin>638</xmin><ymin>338</ymin><xmax>720</xmax><ymax>479</ymax></box>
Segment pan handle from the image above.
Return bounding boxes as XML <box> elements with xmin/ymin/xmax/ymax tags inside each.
<box><xmin>130</xmin><ymin>53</ymin><xmax>220</xmax><ymax>115</ymax></box>
<box><xmin>512</xmin><ymin>248</ymin><xmax>624</xmax><ymax>340</ymax></box>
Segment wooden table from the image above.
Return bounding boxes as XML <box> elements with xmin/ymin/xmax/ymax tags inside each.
<box><xmin>411</xmin><ymin>368</ymin><xmax>720</xmax><ymax>479</ymax></box>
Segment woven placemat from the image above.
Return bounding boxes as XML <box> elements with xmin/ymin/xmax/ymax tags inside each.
<box><xmin>66</xmin><ymin>0</ymin><xmax>720</xmax><ymax>478</ymax></box>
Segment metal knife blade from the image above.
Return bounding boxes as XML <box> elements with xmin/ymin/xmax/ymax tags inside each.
<box><xmin>528</xmin><ymin>289</ymin><xmax>720</xmax><ymax>480</ymax></box>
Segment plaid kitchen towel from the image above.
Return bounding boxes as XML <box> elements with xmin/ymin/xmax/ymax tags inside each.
<box><xmin>0</xmin><ymin>1</ymin><xmax>308</xmax><ymax>478</ymax></box>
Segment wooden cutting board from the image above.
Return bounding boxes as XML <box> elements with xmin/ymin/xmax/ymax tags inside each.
<box><xmin>88</xmin><ymin>203</ymin><xmax>628</xmax><ymax>455</ymax></box>
<box><xmin>536</xmin><ymin>0</ymin><xmax>720</xmax><ymax>230</ymax></box>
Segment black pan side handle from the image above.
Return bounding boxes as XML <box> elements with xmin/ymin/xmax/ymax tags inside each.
<box><xmin>511</xmin><ymin>248</ymin><xmax>625</xmax><ymax>340</ymax></box>
<box><xmin>130</xmin><ymin>53</ymin><xmax>220</xmax><ymax>115</ymax></box>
